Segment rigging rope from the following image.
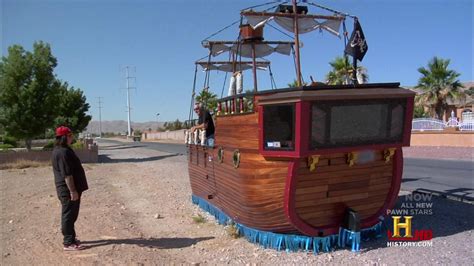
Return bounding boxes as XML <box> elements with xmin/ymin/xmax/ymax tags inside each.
<box><xmin>240</xmin><ymin>1</ymin><xmax>289</xmax><ymax>12</ymax></box>
<box><xmin>188</xmin><ymin>64</ymin><xmax>198</xmax><ymax>123</ymax></box>
<box><xmin>306</xmin><ymin>1</ymin><xmax>355</xmax><ymax>19</ymax></box>
<box><xmin>220</xmin><ymin>72</ymin><xmax>228</xmax><ymax>98</ymax></box>
<box><xmin>202</xmin><ymin>19</ymin><xmax>241</xmax><ymax>42</ymax></box>
<box><xmin>268</xmin><ymin>64</ymin><xmax>277</xmax><ymax>90</ymax></box>
<box><xmin>343</xmin><ymin>19</ymin><xmax>349</xmax><ymax>56</ymax></box>
<box><xmin>267</xmin><ymin>22</ymin><xmax>294</xmax><ymax>39</ymax></box>
<box><xmin>220</xmin><ymin>51</ymin><xmax>232</xmax><ymax>98</ymax></box>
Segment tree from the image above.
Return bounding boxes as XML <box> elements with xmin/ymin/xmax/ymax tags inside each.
<box><xmin>195</xmin><ymin>89</ymin><xmax>217</xmax><ymax>113</ymax></box>
<box><xmin>0</xmin><ymin>42</ymin><xmax>60</xmax><ymax>150</ymax></box>
<box><xmin>287</xmin><ymin>79</ymin><xmax>307</xmax><ymax>88</ymax></box>
<box><xmin>53</xmin><ymin>81</ymin><xmax>92</xmax><ymax>134</ymax></box>
<box><xmin>416</xmin><ymin>57</ymin><xmax>464</xmax><ymax>120</ymax></box>
<box><xmin>465</xmin><ymin>86</ymin><xmax>474</xmax><ymax>96</ymax></box>
<box><xmin>173</xmin><ymin>119</ymin><xmax>183</xmax><ymax>130</ymax></box>
<box><xmin>413</xmin><ymin>97</ymin><xmax>429</xmax><ymax>118</ymax></box>
<box><xmin>325</xmin><ymin>56</ymin><xmax>368</xmax><ymax>85</ymax></box>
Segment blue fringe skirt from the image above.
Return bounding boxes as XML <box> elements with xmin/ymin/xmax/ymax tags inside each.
<box><xmin>192</xmin><ymin>194</ymin><xmax>383</xmax><ymax>253</ymax></box>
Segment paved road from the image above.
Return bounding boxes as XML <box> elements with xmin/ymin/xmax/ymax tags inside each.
<box><xmin>403</xmin><ymin>158</ymin><xmax>473</xmax><ymax>201</ymax></box>
<box><xmin>97</xmin><ymin>139</ymin><xmax>473</xmax><ymax>200</ymax></box>
<box><xmin>97</xmin><ymin>138</ymin><xmax>186</xmax><ymax>155</ymax></box>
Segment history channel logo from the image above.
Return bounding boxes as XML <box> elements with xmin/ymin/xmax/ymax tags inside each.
<box><xmin>386</xmin><ymin>193</ymin><xmax>434</xmax><ymax>247</ymax></box>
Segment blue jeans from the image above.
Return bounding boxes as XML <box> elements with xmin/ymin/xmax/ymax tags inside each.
<box><xmin>206</xmin><ymin>134</ymin><xmax>215</xmax><ymax>147</ymax></box>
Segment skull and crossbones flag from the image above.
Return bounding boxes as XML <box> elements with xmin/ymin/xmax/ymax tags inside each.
<box><xmin>345</xmin><ymin>19</ymin><xmax>368</xmax><ymax>61</ymax></box>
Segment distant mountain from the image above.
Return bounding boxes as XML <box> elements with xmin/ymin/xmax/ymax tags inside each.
<box><xmin>85</xmin><ymin>120</ymin><xmax>164</xmax><ymax>134</ymax></box>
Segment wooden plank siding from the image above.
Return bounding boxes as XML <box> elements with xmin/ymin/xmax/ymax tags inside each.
<box><xmin>188</xmin><ymin>112</ymin><xmax>296</xmax><ymax>232</ymax></box>
<box><xmin>294</xmin><ymin>151</ymin><xmax>393</xmax><ymax>228</ymax></box>
<box><xmin>188</xmin><ymin>111</ymin><xmax>395</xmax><ymax>233</ymax></box>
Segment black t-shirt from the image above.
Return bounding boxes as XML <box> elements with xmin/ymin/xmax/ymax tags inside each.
<box><xmin>52</xmin><ymin>146</ymin><xmax>89</xmax><ymax>197</ymax></box>
<box><xmin>198</xmin><ymin>110</ymin><xmax>215</xmax><ymax>138</ymax></box>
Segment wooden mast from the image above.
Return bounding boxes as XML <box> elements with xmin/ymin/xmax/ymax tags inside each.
<box><xmin>292</xmin><ymin>0</ymin><xmax>302</xmax><ymax>87</ymax></box>
<box><xmin>352</xmin><ymin>18</ymin><xmax>359</xmax><ymax>85</ymax></box>
<box><xmin>252</xmin><ymin>43</ymin><xmax>258</xmax><ymax>91</ymax></box>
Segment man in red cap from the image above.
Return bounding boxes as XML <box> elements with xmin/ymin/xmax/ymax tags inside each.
<box><xmin>51</xmin><ymin>126</ymin><xmax>89</xmax><ymax>251</ymax></box>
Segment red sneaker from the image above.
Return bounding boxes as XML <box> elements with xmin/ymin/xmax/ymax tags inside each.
<box><xmin>63</xmin><ymin>243</ymin><xmax>85</xmax><ymax>251</ymax></box>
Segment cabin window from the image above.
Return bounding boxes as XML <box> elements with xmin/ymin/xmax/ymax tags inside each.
<box><xmin>311</xmin><ymin>99</ymin><xmax>406</xmax><ymax>149</ymax></box>
<box><xmin>263</xmin><ymin>104</ymin><xmax>295</xmax><ymax>150</ymax></box>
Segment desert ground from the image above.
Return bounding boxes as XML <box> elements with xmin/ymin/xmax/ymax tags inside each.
<box><xmin>1</xmin><ymin>141</ymin><xmax>473</xmax><ymax>265</ymax></box>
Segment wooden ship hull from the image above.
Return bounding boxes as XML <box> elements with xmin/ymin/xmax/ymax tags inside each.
<box><xmin>187</xmin><ymin>0</ymin><xmax>415</xmax><ymax>252</ymax></box>
<box><xmin>188</xmin><ymin>84</ymin><xmax>415</xmax><ymax>237</ymax></box>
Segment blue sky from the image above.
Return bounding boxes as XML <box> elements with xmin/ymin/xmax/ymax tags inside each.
<box><xmin>2</xmin><ymin>0</ymin><xmax>473</xmax><ymax>123</ymax></box>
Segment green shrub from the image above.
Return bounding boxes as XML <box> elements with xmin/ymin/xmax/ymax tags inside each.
<box><xmin>1</xmin><ymin>135</ymin><xmax>17</xmax><ymax>147</ymax></box>
<box><xmin>192</xmin><ymin>214</ymin><xmax>207</xmax><ymax>224</ymax></box>
<box><xmin>0</xmin><ymin>143</ymin><xmax>14</xmax><ymax>150</ymax></box>
<box><xmin>42</xmin><ymin>140</ymin><xmax>84</xmax><ymax>150</ymax></box>
<box><xmin>71</xmin><ymin>141</ymin><xmax>84</xmax><ymax>150</ymax></box>
<box><xmin>226</xmin><ymin>222</ymin><xmax>241</xmax><ymax>239</ymax></box>
<box><xmin>42</xmin><ymin>140</ymin><xmax>55</xmax><ymax>150</ymax></box>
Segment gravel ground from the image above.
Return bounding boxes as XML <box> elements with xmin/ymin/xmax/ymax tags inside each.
<box><xmin>1</xmin><ymin>142</ymin><xmax>473</xmax><ymax>265</ymax></box>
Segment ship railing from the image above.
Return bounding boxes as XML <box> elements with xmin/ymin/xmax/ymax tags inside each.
<box><xmin>184</xmin><ymin>119</ymin><xmax>199</xmax><ymax>128</ymax></box>
<box><xmin>216</xmin><ymin>93</ymin><xmax>255</xmax><ymax>116</ymax></box>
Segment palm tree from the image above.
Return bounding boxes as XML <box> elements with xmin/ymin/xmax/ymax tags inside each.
<box><xmin>287</xmin><ymin>79</ymin><xmax>307</xmax><ymax>88</ymax></box>
<box><xmin>325</xmin><ymin>56</ymin><xmax>368</xmax><ymax>85</ymax></box>
<box><xmin>195</xmin><ymin>89</ymin><xmax>218</xmax><ymax>113</ymax></box>
<box><xmin>416</xmin><ymin>57</ymin><xmax>464</xmax><ymax>120</ymax></box>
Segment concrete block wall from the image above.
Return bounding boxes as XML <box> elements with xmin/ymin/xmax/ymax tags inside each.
<box><xmin>141</xmin><ymin>129</ymin><xmax>186</xmax><ymax>142</ymax></box>
<box><xmin>0</xmin><ymin>145</ymin><xmax>99</xmax><ymax>164</ymax></box>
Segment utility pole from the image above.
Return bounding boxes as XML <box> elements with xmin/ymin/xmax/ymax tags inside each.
<box><xmin>156</xmin><ymin>113</ymin><xmax>160</xmax><ymax>131</ymax></box>
<box><xmin>97</xmin><ymin>97</ymin><xmax>103</xmax><ymax>138</ymax></box>
<box><xmin>123</xmin><ymin>66</ymin><xmax>136</xmax><ymax>137</ymax></box>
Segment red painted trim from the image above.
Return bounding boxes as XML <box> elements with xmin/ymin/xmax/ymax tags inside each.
<box><xmin>299</xmin><ymin>102</ymin><xmax>311</xmax><ymax>156</ymax></box>
<box><xmin>259</xmin><ymin>97</ymin><xmax>413</xmax><ymax>159</ymax></box>
<box><xmin>258</xmin><ymin>102</ymin><xmax>300</xmax><ymax>157</ymax></box>
<box><xmin>361</xmin><ymin>148</ymin><xmax>403</xmax><ymax>228</ymax></box>
<box><xmin>258</xmin><ymin>105</ymin><xmax>264</xmax><ymax>154</ymax></box>
<box><xmin>284</xmin><ymin>160</ymin><xmax>318</xmax><ymax>236</ymax></box>
<box><xmin>294</xmin><ymin>102</ymin><xmax>302</xmax><ymax>154</ymax></box>
<box><xmin>403</xmin><ymin>97</ymin><xmax>415</xmax><ymax>146</ymax></box>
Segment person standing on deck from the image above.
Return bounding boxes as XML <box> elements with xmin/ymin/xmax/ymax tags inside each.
<box><xmin>51</xmin><ymin>126</ymin><xmax>89</xmax><ymax>251</ymax></box>
<box><xmin>191</xmin><ymin>102</ymin><xmax>215</xmax><ymax>146</ymax></box>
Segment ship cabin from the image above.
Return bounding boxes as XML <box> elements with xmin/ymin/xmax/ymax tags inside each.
<box><xmin>188</xmin><ymin>83</ymin><xmax>415</xmax><ymax>236</ymax></box>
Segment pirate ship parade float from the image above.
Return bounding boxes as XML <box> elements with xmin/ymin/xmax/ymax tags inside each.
<box><xmin>186</xmin><ymin>1</ymin><xmax>414</xmax><ymax>253</ymax></box>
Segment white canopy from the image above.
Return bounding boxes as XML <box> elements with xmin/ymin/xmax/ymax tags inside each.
<box><xmin>207</xmin><ymin>42</ymin><xmax>292</xmax><ymax>58</ymax></box>
<box><xmin>196</xmin><ymin>61</ymin><xmax>269</xmax><ymax>72</ymax></box>
<box><xmin>244</xmin><ymin>15</ymin><xmax>342</xmax><ymax>36</ymax></box>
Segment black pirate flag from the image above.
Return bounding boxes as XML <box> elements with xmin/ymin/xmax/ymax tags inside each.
<box><xmin>345</xmin><ymin>20</ymin><xmax>368</xmax><ymax>61</ymax></box>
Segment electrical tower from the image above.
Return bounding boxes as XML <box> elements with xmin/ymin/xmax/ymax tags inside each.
<box><xmin>123</xmin><ymin>66</ymin><xmax>136</xmax><ymax>137</ymax></box>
